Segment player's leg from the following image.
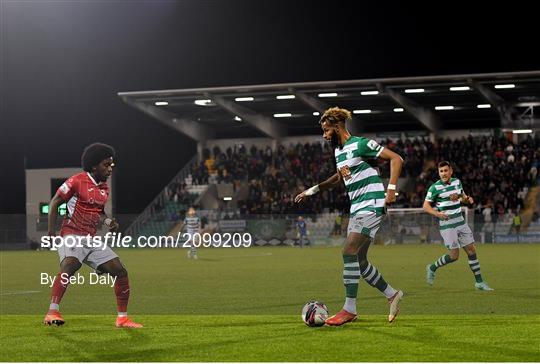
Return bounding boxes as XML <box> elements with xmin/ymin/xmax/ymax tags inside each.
<box><xmin>90</xmin><ymin>247</ymin><xmax>143</xmax><ymax>328</ymax></box>
<box><xmin>44</xmin><ymin>256</ymin><xmax>82</xmax><ymax>326</ymax></box>
<box><xmin>187</xmin><ymin>233</ymin><xmax>197</xmax><ymax>258</ymax></box>
<box><xmin>426</xmin><ymin>229</ymin><xmax>459</xmax><ymax>285</ymax></box>
<box><xmin>460</xmin><ymin>225</ymin><xmax>493</xmax><ymax>291</ymax></box>
<box><xmin>44</xmin><ymin>236</ymin><xmax>86</xmax><ymax>326</ymax></box>
<box><xmin>355</xmin><ymin>214</ymin><xmax>403</xmax><ymax>322</ymax></box>
<box><xmin>357</xmin><ymin>238</ymin><xmax>399</xmax><ymax>299</ymax></box>
<box><xmin>325</xmin><ymin>231</ymin><xmax>363</xmax><ymax>326</ymax></box>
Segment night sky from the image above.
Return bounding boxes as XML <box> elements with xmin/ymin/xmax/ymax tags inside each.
<box><xmin>1</xmin><ymin>0</ymin><xmax>538</xmax><ymax>213</ymax></box>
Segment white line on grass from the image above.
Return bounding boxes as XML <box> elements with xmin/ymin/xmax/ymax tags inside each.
<box><xmin>219</xmin><ymin>252</ymin><xmax>273</xmax><ymax>259</ymax></box>
<box><xmin>0</xmin><ymin>290</ymin><xmax>42</xmax><ymax>296</ymax></box>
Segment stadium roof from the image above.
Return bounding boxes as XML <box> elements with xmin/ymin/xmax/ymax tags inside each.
<box><xmin>118</xmin><ymin>71</ymin><xmax>540</xmax><ymax>141</ymax></box>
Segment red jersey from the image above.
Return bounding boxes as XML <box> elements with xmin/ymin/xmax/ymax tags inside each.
<box><xmin>56</xmin><ymin>172</ymin><xmax>110</xmax><ymax>237</ymax></box>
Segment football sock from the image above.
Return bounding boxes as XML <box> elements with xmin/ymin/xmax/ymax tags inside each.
<box><xmin>343</xmin><ymin>297</ymin><xmax>357</xmax><ymax>314</ymax></box>
<box><xmin>467</xmin><ymin>254</ymin><xmax>484</xmax><ymax>283</ymax></box>
<box><xmin>430</xmin><ymin>254</ymin><xmax>455</xmax><ymax>272</ymax></box>
<box><xmin>49</xmin><ymin>303</ymin><xmax>60</xmax><ymax>311</ymax></box>
<box><xmin>49</xmin><ymin>273</ymin><xmax>69</xmax><ymax>310</ymax></box>
<box><xmin>342</xmin><ymin>254</ymin><xmax>360</xmax><ymax>299</ymax></box>
<box><xmin>361</xmin><ymin>262</ymin><xmax>396</xmax><ymax>298</ymax></box>
<box><xmin>114</xmin><ymin>276</ymin><xmax>130</xmax><ymax>315</ymax></box>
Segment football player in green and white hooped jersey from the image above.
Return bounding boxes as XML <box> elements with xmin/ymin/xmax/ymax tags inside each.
<box><xmin>295</xmin><ymin>107</ymin><xmax>404</xmax><ymax>326</ymax></box>
<box><xmin>181</xmin><ymin>207</ymin><xmax>200</xmax><ymax>259</ymax></box>
<box><xmin>423</xmin><ymin>161</ymin><xmax>493</xmax><ymax>291</ymax></box>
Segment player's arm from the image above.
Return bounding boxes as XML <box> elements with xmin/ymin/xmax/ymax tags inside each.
<box><xmin>423</xmin><ymin>200</ymin><xmax>449</xmax><ymax>220</ymax></box>
<box><xmin>179</xmin><ymin>218</ymin><xmax>187</xmax><ymax>233</ymax></box>
<box><xmin>458</xmin><ymin>191</ymin><xmax>474</xmax><ymax>205</ymax></box>
<box><xmin>423</xmin><ymin>186</ymin><xmax>449</xmax><ymax>220</ymax></box>
<box><xmin>47</xmin><ymin>192</ymin><xmax>64</xmax><ymax>236</ymax></box>
<box><xmin>378</xmin><ymin>148</ymin><xmax>403</xmax><ymax>204</ymax></box>
<box><xmin>319</xmin><ymin>172</ymin><xmax>341</xmax><ymax>191</ymax></box>
<box><xmin>294</xmin><ymin>172</ymin><xmax>341</xmax><ymax>203</ymax></box>
<box><xmin>450</xmin><ymin>181</ymin><xmax>474</xmax><ymax>205</ymax></box>
<box><xmin>450</xmin><ymin>192</ymin><xmax>474</xmax><ymax>205</ymax></box>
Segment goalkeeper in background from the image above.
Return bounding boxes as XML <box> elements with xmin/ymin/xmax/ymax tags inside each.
<box><xmin>296</xmin><ymin>216</ymin><xmax>309</xmax><ymax>248</ymax></box>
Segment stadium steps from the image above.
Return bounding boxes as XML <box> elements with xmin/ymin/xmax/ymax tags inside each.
<box><xmin>124</xmin><ymin>156</ymin><xmax>198</xmax><ymax>238</ymax></box>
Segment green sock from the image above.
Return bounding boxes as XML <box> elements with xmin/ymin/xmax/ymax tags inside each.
<box><xmin>343</xmin><ymin>255</ymin><xmax>360</xmax><ymax>298</ymax></box>
<box><xmin>430</xmin><ymin>254</ymin><xmax>454</xmax><ymax>272</ymax></box>
<box><xmin>468</xmin><ymin>254</ymin><xmax>483</xmax><ymax>283</ymax></box>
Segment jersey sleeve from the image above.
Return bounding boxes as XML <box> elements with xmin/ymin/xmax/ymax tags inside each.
<box><xmin>425</xmin><ymin>185</ymin><xmax>436</xmax><ymax>202</ymax></box>
<box><xmin>357</xmin><ymin>138</ymin><xmax>384</xmax><ymax>158</ymax></box>
<box><xmin>56</xmin><ymin>176</ymin><xmax>78</xmax><ymax>201</ymax></box>
<box><xmin>457</xmin><ymin>179</ymin><xmax>464</xmax><ymax>194</ymax></box>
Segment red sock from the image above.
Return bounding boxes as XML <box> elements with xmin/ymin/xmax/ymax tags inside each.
<box><xmin>114</xmin><ymin>276</ymin><xmax>130</xmax><ymax>314</ymax></box>
<box><xmin>50</xmin><ymin>273</ymin><xmax>70</xmax><ymax>307</ymax></box>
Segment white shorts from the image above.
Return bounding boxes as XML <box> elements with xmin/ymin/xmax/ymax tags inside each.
<box><xmin>347</xmin><ymin>212</ymin><xmax>383</xmax><ymax>239</ymax></box>
<box><xmin>58</xmin><ymin>235</ymin><xmax>118</xmax><ymax>270</ymax></box>
<box><xmin>440</xmin><ymin>223</ymin><xmax>475</xmax><ymax>250</ymax></box>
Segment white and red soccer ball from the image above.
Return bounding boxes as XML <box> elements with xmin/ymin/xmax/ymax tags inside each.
<box><xmin>301</xmin><ymin>301</ymin><xmax>328</xmax><ymax>327</ymax></box>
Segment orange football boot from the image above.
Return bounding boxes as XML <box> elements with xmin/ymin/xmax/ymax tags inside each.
<box><xmin>115</xmin><ymin>316</ymin><xmax>143</xmax><ymax>328</ymax></box>
<box><xmin>325</xmin><ymin>309</ymin><xmax>357</xmax><ymax>326</ymax></box>
<box><xmin>44</xmin><ymin>309</ymin><xmax>65</xmax><ymax>326</ymax></box>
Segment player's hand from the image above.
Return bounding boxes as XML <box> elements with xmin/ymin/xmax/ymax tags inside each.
<box><xmin>466</xmin><ymin>196</ymin><xmax>474</xmax><ymax>204</ymax></box>
<box><xmin>450</xmin><ymin>193</ymin><xmax>459</xmax><ymax>202</ymax></box>
<box><xmin>294</xmin><ymin>191</ymin><xmax>308</xmax><ymax>203</ymax></box>
<box><xmin>436</xmin><ymin>212</ymin><xmax>449</xmax><ymax>220</ymax></box>
<box><xmin>108</xmin><ymin>218</ymin><xmax>119</xmax><ymax>232</ymax></box>
<box><xmin>385</xmin><ymin>189</ymin><xmax>396</xmax><ymax>204</ymax></box>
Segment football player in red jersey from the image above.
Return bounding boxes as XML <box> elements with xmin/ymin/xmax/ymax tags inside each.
<box><xmin>44</xmin><ymin>143</ymin><xmax>142</xmax><ymax>328</ymax></box>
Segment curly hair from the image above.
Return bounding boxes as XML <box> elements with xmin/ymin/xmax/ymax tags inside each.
<box><xmin>81</xmin><ymin>143</ymin><xmax>115</xmax><ymax>172</ymax></box>
<box><xmin>319</xmin><ymin>107</ymin><xmax>352</xmax><ymax>126</ymax></box>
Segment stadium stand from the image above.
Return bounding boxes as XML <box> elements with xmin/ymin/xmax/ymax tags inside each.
<box><xmin>189</xmin><ymin>134</ymin><xmax>539</xmax><ymax>219</ymax></box>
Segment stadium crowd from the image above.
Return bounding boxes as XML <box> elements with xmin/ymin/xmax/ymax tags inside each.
<box><xmin>187</xmin><ymin>135</ymin><xmax>539</xmax><ymax>220</ymax></box>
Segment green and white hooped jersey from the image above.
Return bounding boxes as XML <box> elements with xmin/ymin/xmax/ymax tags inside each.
<box><xmin>335</xmin><ymin>136</ymin><xmax>386</xmax><ymax>216</ymax></box>
<box><xmin>184</xmin><ymin>216</ymin><xmax>200</xmax><ymax>235</ymax></box>
<box><xmin>425</xmin><ymin>178</ymin><xmax>466</xmax><ymax>230</ymax></box>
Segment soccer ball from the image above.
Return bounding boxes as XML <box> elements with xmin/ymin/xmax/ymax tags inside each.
<box><xmin>301</xmin><ymin>301</ymin><xmax>328</xmax><ymax>327</ymax></box>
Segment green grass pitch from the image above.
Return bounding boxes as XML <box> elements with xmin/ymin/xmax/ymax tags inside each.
<box><xmin>1</xmin><ymin>244</ymin><xmax>539</xmax><ymax>361</ymax></box>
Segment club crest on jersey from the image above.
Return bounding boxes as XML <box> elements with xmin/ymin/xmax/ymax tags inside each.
<box><xmin>346</xmin><ymin>149</ymin><xmax>354</xmax><ymax>159</ymax></box>
<box><xmin>338</xmin><ymin>165</ymin><xmax>352</xmax><ymax>181</ymax></box>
